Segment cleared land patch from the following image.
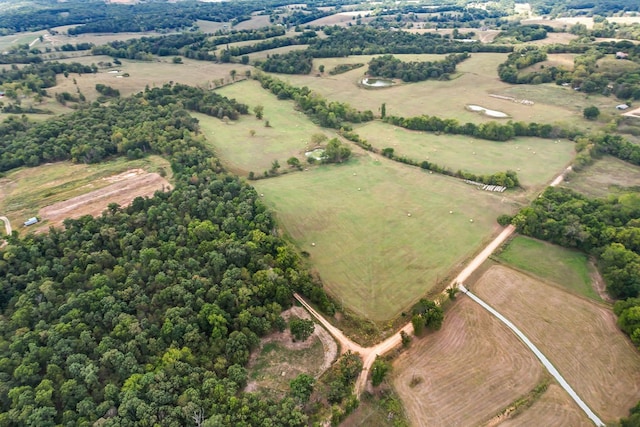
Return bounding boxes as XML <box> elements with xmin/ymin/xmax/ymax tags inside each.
<box><xmin>354</xmin><ymin>121</ymin><xmax>575</xmax><ymax>190</ymax></box>
<box><xmin>392</xmin><ymin>297</ymin><xmax>544</xmax><ymax>426</ymax></box>
<box><xmin>0</xmin><ymin>156</ymin><xmax>171</xmax><ymax>233</ymax></box>
<box><xmin>196</xmin><ymin>80</ymin><xmax>339</xmax><ymax>175</ymax></box>
<box><xmin>520</xmin><ymin>53</ymin><xmax>577</xmax><ymax>73</ymax></box>
<box><xmin>253</xmin><ymin>155</ymin><xmax>514</xmax><ymax>322</ymax></box>
<box><xmin>276</xmin><ymin>53</ymin><xmax>585</xmax><ymax>126</ymax></box>
<box><xmin>496</xmin><ymin>236</ymin><xmax>598</xmax><ymax>300</ymax></box>
<box><xmin>245</xmin><ymin>306</ymin><xmax>337</xmax><ymax>396</ymax></box>
<box><xmin>473</xmin><ymin>265</ymin><xmax>640</xmax><ymax>422</ymax></box>
<box><xmin>561</xmin><ymin>156</ymin><xmax>640</xmax><ymax>198</ymax></box>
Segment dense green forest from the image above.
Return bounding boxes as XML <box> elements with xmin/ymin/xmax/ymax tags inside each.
<box><xmin>0</xmin><ymin>83</ymin><xmax>339</xmax><ymax>425</ymax></box>
<box><xmin>367</xmin><ymin>53</ymin><xmax>469</xmax><ymax>82</ymax></box>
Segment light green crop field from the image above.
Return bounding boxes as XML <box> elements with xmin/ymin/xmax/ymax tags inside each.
<box><xmin>253</xmin><ymin>155</ymin><xmax>516</xmax><ymax>322</ymax></box>
<box><xmin>496</xmin><ymin>236</ymin><xmax>599</xmax><ymax>300</ymax></box>
<box><xmin>561</xmin><ymin>156</ymin><xmax>640</xmax><ymax>198</ymax></box>
<box><xmin>0</xmin><ymin>155</ymin><xmax>171</xmax><ymax>230</ymax></box>
<box><xmin>195</xmin><ymin>80</ymin><xmax>339</xmax><ymax>175</ymax></box>
<box><xmin>354</xmin><ymin>121</ymin><xmax>575</xmax><ymax>190</ymax></box>
<box><xmin>273</xmin><ymin>53</ymin><xmax>587</xmax><ymax>126</ymax></box>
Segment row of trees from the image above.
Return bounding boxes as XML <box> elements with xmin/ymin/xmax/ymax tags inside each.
<box><xmin>383</xmin><ymin>114</ymin><xmax>572</xmax><ymax>142</ymax></box>
<box><xmin>367</xmin><ymin>53</ymin><xmax>469</xmax><ymax>82</ymax></box>
<box><xmin>254</xmin><ymin>73</ymin><xmax>374</xmax><ymax>129</ymax></box>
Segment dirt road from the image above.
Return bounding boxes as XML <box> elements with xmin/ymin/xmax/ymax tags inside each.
<box><xmin>459</xmin><ymin>284</ymin><xmax>605</xmax><ymax>427</ymax></box>
<box><xmin>295</xmin><ymin>165</ymin><xmax>583</xmax><ymax>401</ymax></box>
<box><xmin>0</xmin><ymin>216</ymin><xmax>11</xmax><ymax>236</ymax></box>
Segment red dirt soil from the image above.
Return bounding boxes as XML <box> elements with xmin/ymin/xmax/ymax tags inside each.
<box><xmin>39</xmin><ymin>169</ymin><xmax>169</xmax><ymax>227</ymax></box>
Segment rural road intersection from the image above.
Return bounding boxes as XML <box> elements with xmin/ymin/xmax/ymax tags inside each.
<box><xmin>296</xmin><ymin>165</ymin><xmax>605</xmax><ymax>425</ymax></box>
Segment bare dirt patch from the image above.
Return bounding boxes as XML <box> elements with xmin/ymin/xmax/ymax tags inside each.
<box><xmin>392</xmin><ymin>297</ymin><xmax>544</xmax><ymax>427</ymax></box>
<box><xmin>39</xmin><ymin>169</ymin><xmax>169</xmax><ymax>227</ymax></box>
<box><xmin>472</xmin><ymin>265</ymin><xmax>640</xmax><ymax>423</ymax></box>
<box><xmin>244</xmin><ymin>306</ymin><xmax>338</xmax><ymax>394</ymax></box>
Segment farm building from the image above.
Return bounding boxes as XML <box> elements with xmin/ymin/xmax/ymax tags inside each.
<box><xmin>23</xmin><ymin>217</ymin><xmax>38</xmax><ymax>226</ymax></box>
<box><xmin>617</xmin><ymin>104</ymin><xmax>630</xmax><ymax>110</ymax></box>
<box><xmin>616</xmin><ymin>51</ymin><xmax>629</xmax><ymax>59</ymax></box>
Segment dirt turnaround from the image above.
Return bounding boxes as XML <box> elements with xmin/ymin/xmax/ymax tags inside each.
<box><xmin>39</xmin><ymin>169</ymin><xmax>169</xmax><ymax>227</ymax></box>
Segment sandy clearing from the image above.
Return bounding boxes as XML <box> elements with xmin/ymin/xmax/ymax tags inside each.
<box><xmin>39</xmin><ymin>170</ymin><xmax>169</xmax><ymax>227</ymax></box>
<box><xmin>392</xmin><ymin>298</ymin><xmax>544</xmax><ymax>427</ymax></box>
<box><xmin>473</xmin><ymin>265</ymin><xmax>640</xmax><ymax>422</ymax></box>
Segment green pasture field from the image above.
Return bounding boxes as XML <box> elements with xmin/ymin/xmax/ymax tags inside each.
<box><xmin>354</xmin><ymin>121</ymin><xmax>575</xmax><ymax>190</ymax></box>
<box><xmin>219</xmin><ymin>33</ymin><xmax>294</xmax><ymax>50</ymax></box>
<box><xmin>195</xmin><ymin>79</ymin><xmax>340</xmax><ymax>175</ymax></box>
<box><xmin>253</xmin><ymin>155</ymin><xmax>515</xmax><ymax>322</ymax></box>
<box><xmin>52</xmin><ymin>55</ymin><xmax>251</xmax><ymax>101</ymax></box>
<box><xmin>275</xmin><ymin>53</ymin><xmax>588</xmax><ymax>127</ymax></box>
<box><xmin>496</xmin><ymin>236</ymin><xmax>599</xmax><ymax>301</ymax></box>
<box><xmin>0</xmin><ymin>155</ymin><xmax>171</xmax><ymax>230</ymax></box>
<box><xmin>561</xmin><ymin>156</ymin><xmax>640</xmax><ymax>198</ymax></box>
<box><xmin>0</xmin><ymin>30</ymin><xmax>46</xmax><ymax>52</ymax></box>
<box><xmin>596</xmin><ymin>57</ymin><xmax>640</xmax><ymax>74</ymax></box>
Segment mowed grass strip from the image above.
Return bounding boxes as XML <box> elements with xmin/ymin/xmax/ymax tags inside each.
<box><xmin>392</xmin><ymin>297</ymin><xmax>545</xmax><ymax>426</ymax></box>
<box><xmin>355</xmin><ymin>121</ymin><xmax>575</xmax><ymax>189</ymax></box>
<box><xmin>473</xmin><ymin>265</ymin><xmax>640</xmax><ymax>422</ymax></box>
<box><xmin>496</xmin><ymin>236</ymin><xmax>598</xmax><ymax>300</ymax></box>
<box><xmin>253</xmin><ymin>155</ymin><xmax>513</xmax><ymax>322</ymax></box>
<box><xmin>561</xmin><ymin>156</ymin><xmax>640</xmax><ymax>199</ymax></box>
<box><xmin>0</xmin><ymin>155</ymin><xmax>171</xmax><ymax>228</ymax></box>
<box><xmin>276</xmin><ymin>53</ymin><xmax>583</xmax><ymax>126</ymax></box>
<box><xmin>197</xmin><ymin>80</ymin><xmax>339</xmax><ymax>175</ymax></box>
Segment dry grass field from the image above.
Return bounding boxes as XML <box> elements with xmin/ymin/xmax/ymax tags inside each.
<box><xmin>520</xmin><ymin>53</ymin><xmax>577</xmax><ymax>73</ymax></box>
<box><xmin>392</xmin><ymin>297</ymin><xmax>545</xmax><ymax>426</ymax></box>
<box><xmin>252</xmin><ymin>155</ymin><xmax>515</xmax><ymax>322</ymax></box>
<box><xmin>234</xmin><ymin>15</ymin><xmax>272</xmax><ymax>31</ymax></box>
<box><xmin>473</xmin><ymin>265</ymin><xmax>640</xmax><ymax>422</ymax></box>
<box><xmin>246</xmin><ymin>44</ymin><xmax>309</xmax><ymax>61</ymax></box>
<box><xmin>274</xmin><ymin>53</ymin><xmax>589</xmax><ymax>127</ymax></box>
<box><xmin>0</xmin><ymin>156</ymin><xmax>171</xmax><ymax>234</ymax></box>
<box><xmin>525</xmin><ymin>32</ymin><xmax>579</xmax><ymax>46</ymax></box>
<box><xmin>561</xmin><ymin>156</ymin><xmax>640</xmax><ymax>198</ymax></box>
<box><xmin>499</xmin><ymin>384</ymin><xmax>591</xmax><ymax>427</ymax></box>
<box><xmin>354</xmin><ymin>121</ymin><xmax>575</xmax><ymax>190</ymax></box>
<box><xmin>52</xmin><ymin>55</ymin><xmax>251</xmax><ymax>101</ymax></box>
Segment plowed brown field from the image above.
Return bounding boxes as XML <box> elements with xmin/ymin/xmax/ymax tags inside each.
<box><xmin>473</xmin><ymin>265</ymin><xmax>640</xmax><ymax>422</ymax></box>
<box><xmin>499</xmin><ymin>384</ymin><xmax>590</xmax><ymax>427</ymax></box>
<box><xmin>39</xmin><ymin>169</ymin><xmax>169</xmax><ymax>227</ymax></box>
<box><xmin>392</xmin><ymin>297</ymin><xmax>544</xmax><ymax>427</ymax></box>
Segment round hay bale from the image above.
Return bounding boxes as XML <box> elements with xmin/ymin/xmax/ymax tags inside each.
<box><xmin>469</xmin><ymin>219</ymin><xmax>474</xmax><ymax>223</ymax></box>
<box><xmin>407</xmin><ymin>213</ymin><xmax>412</xmax><ymax>217</ymax></box>
<box><xmin>260</xmin><ymin>194</ymin><xmax>264</xmax><ymax>197</ymax></box>
<box><xmin>357</xmin><ymin>188</ymin><xmax>361</xmax><ymax>191</ymax></box>
<box><xmin>311</xmin><ymin>242</ymin><xmax>316</xmax><ymax>247</ymax></box>
<box><xmin>353</xmin><ymin>173</ymin><xmax>357</xmax><ymax>176</ymax></box>
<box><xmin>449</xmin><ymin>210</ymin><xmax>453</xmax><ymax>214</ymax></box>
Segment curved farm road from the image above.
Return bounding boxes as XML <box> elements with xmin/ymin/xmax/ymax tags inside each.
<box><xmin>0</xmin><ymin>216</ymin><xmax>11</xmax><ymax>236</ymax></box>
<box><xmin>295</xmin><ymin>165</ymin><xmax>605</xmax><ymax>424</ymax></box>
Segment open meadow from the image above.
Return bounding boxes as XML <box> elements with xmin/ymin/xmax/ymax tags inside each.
<box><xmin>247</xmin><ymin>44</ymin><xmax>309</xmax><ymax>62</ymax></box>
<box><xmin>561</xmin><ymin>155</ymin><xmax>640</xmax><ymax>198</ymax></box>
<box><xmin>354</xmin><ymin>121</ymin><xmax>575</xmax><ymax>190</ymax></box>
<box><xmin>253</xmin><ymin>155</ymin><xmax>515</xmax><ymax>322</ymax></box>
<box><xmin>195</xmin><ymin>79</ymin><xmax>340</xmax><ymax>175</ymax></box>
<box><xmin>392</xmin><ymin>297</ymin><xmax>549</xmax><ymax>426</ymax></box>
<box><xmin>52</xmin><ymin>55</ymin><xmax>252</xmax><ymax>101</ymax></box>
<box><xmin>496</xmin><ymin>236</ymin><xmax>599</xmax><ymax>300</ymax></box>
<box><xmin>0</xmin><ymin>156</ymin><xmax>171</xmax><ymax>234</ymax></box>
<box><xmin>274</xmin><ymin>53</ymin><xmax>591</xmax><ymax>127</ymax></box>
<box><xmin>473</xmin><ymin>265</ymin><xmax>640</xmax><ymax>422</ymax></box>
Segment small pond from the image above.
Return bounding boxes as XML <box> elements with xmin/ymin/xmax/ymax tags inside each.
<box><xmin>361</xmin><ymin>77</ymin><xmax>393</xmax><ymax>88</ymax></box>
